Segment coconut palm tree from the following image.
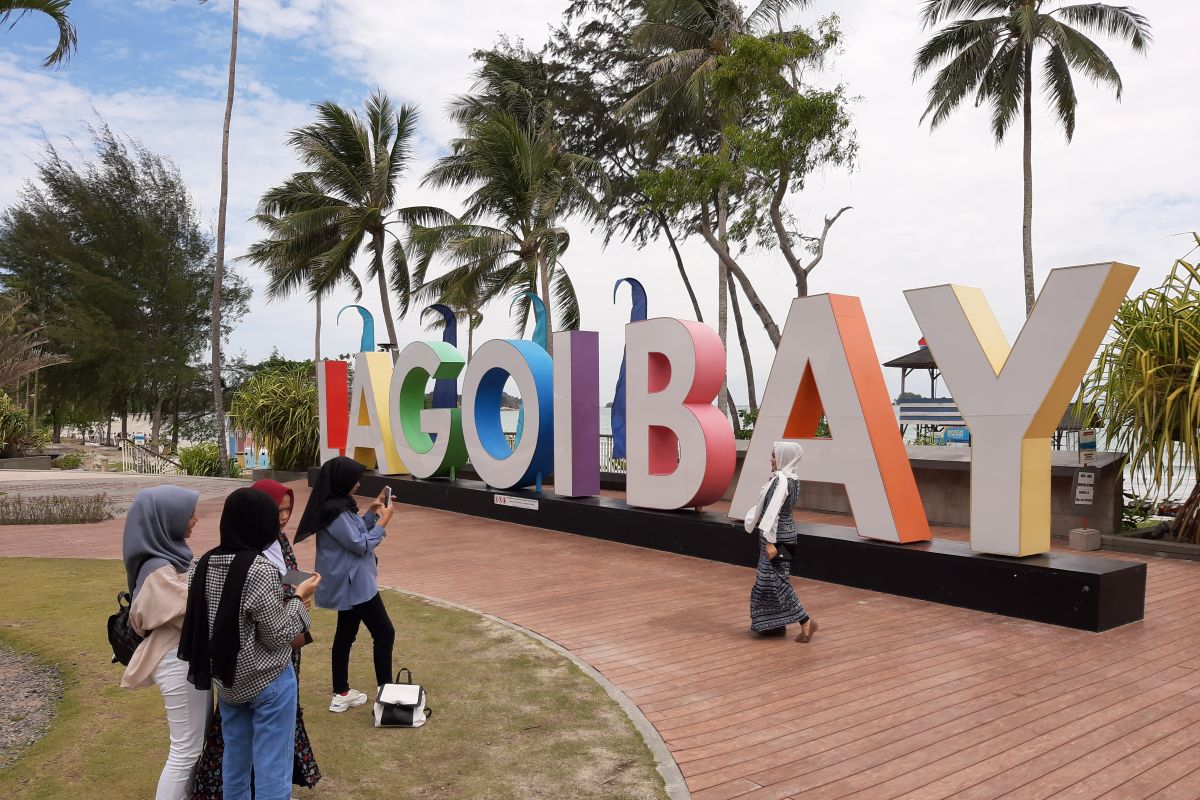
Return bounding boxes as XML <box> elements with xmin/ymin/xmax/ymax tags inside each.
<box><xmin>281</xmin><ymin>91</ymin><xmax>450</xmax><ymax>354</ymax></box>
<box><xmin>412</xmin><ymin>103</ymin><xmax>606</xmax><ymax>354</ymax></box>
<box><xmin>1</xmin><ymin>0</ymin><xmax>77</xmax><ymax>68</ymax></box>
<box><xmin>914</xmin><ymin>0</ymin><xmax>1150</xmax><ymax>316</ymax></box>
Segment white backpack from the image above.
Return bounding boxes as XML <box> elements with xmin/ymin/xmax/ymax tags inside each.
<box><xmin>373</xmin><ymin>668</ymin><xmax>431</xmax><ymax>728</ymax></box>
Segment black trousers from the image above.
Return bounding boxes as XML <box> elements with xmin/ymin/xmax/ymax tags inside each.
<box><xmin>331</xmin><ymin>592</ymin><xmax>395</xmax><ymax>694</ymax></box>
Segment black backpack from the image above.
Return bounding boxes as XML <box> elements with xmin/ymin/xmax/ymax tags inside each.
<box><xmin>108</xmin><ymin>557</ymin><xmax>151</xmax><ymax>666</ymax></box>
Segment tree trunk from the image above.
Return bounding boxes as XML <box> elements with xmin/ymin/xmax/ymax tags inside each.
<box><xmin>151</xmin><ymin>395</ymin><xmax>164</xmax><ymax>443</ymax></box>
<box><xmin>105</xmin><ymin>415</ymin><xmax>112</xmax><ymax>447</ymax></box>
<box><xmin>31</xmin><ymin>368</ymin><xmax>38</xmax><ymax>423</ymax></box>
<box><xmin>696</xmin><ymin>217</ymin><xmax>782</xmax><ymax>347</ymax></box>
<box><xmin>537</xmin><ymin>251</ymin><xmax>555</xmax><ymax>358</ymax></box>
<box><xmin>314</xmin><ymin>292</ymin><xmax>322</xmax><ymax>363</ymax></box>
<box><xmin>1021</xmin><ymin>42</ymin><xmax>1035</xmax><ymax>317</ymax></box>
<box><xmin>729</xmin><ymin>280</ymin><xmax>757</xmax><ymax>412</ymax></box>
<box><xmin>171</xmin><ymin>400</ymin><xmax>180</xmax><ymax>451</ymax></box>
<box><xmin>373</xmin><ymin>229</ymin><xmax>399</xmax><ymax>357</ymax></box>
<box><xmin>659</xmin><ymin>214</ymin><xmax>703</xmax><ymax>322</ymax></box>
<box><xmin>121</xmin><ymin>408</ymin><xmax>128</xmax><ymax>439</ymax></box>
<box><xmin>1171</xmin><ymin>480</ymin><xmax>1200</xmax><ymax>545</ymax></box>
<box><xmin>715</xmin><ymin>191</ymin><xmax>731</xmax><ymax>420</ymax></box>
<box><xmin>725</xmin><ymin>388</ymin><xmax>742</xmax><ymax>436</ymax></box>
<box><xmin>211</xmin><ymin>0</ymin><xmax>240</xmax><ymax>477</ymax></box>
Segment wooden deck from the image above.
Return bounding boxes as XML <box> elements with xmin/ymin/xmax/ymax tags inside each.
<box><xmin>1</xmin><ymin>478</ymin><xmax>1198</xmax><ymax>799</ymax></box>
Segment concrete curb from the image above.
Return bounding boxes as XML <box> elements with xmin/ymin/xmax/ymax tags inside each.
<box><xmin>387</xmin><ymin>585</ymin><xmax>691</xmax><ymax>800</ymax></box>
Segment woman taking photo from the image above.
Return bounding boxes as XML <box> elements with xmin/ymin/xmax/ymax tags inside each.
<box><xmin>120</xmin><ymin>485</ymin><xmax>206</xmax><ymax>800</ymax></box>
<box><xmin>189</xmin><ymin>480</ymin><xmax>322</xmax><ymax>797</ymax></box>
<box><xmin>295</xmin><ymin>456</ymin><xmax>395</xmax><ymax>713</ymax></box>
<box><xmin>179</xmin><ymin>488</ymin><xmax>319</xmax><ymax>800</ymax></box>
<box><xmin>744</xmin><ymin>442</ymin><xmax>818</xmax><ymax>642</ymax></box>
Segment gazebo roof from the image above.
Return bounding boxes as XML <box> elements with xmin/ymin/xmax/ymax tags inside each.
<box><xmin>883</xmin><ymin>347</ymin><xmax>938</xmax><ymax>370</ymax></box>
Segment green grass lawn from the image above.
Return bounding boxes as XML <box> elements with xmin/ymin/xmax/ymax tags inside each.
<box><xmin>0</xmin><ymin>558</ymin><xmax>667</xmax><ymax>799</ymax></box>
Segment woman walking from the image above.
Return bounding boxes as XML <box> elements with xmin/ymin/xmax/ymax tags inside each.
<box><xmin>179</xmin><ymin>488</ymin><xmax>319</xmax><ymax>800</ymax></box>
<box><xmin>295</xmin><ymin>456</ymin><xmax>395</xmax><ymax>712</ymax></box>
<box><xmin>189</xmin><ymin>480</ymin><xmax>321</xmax><ymax>797</ymax></box>
<box><xmin>121</xmin><ymin>486</ymin><xmax>208</xmax><ymax>800</ymax></box>
<box><xmin>744</xmin><ymin>442</ymin><xmax>817</xmax><ymax>642</ymax></box>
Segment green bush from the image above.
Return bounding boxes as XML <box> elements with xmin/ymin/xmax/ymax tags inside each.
<box><xmin>0</xmin><ymin>493</ymin><xmax>115</xmax><ymax>525</ymax></box>
<box><xmin>52</xmin><ymin>452</ymin><xmax>85</xmax><ymax>470</ymax></box>
<box><xmin>228</xmin><ymin>364</ymin><xmax>319</xmax><ymax>472</ymax></box>
<box><xmin>0</xmin><ymin>393</ymin><xmax>48</xmax><ymax>458</ymax></box>
<box><xmin>178</xmin><ymin>442</ymin><xmax>242</xmax><ymax>478</ymax></box>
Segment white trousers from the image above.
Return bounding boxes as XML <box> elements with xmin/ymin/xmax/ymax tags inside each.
<box><xmin>152</xmin><ymin>651</ymin><xmax>211</xmax><ymax>800</ymax></box>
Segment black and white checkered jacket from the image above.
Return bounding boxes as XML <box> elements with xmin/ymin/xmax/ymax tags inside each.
<box><xmin>189</xmin><ymin>554</ymin><xmax>310</xmax><ymax>704</ymax></box>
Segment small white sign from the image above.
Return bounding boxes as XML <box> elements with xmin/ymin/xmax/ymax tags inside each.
<box><xmin>1074</xmin><ymin>469</ymin><xmax>1096</xmax><ymax>506</ymax></box>
<box><xmin>1079</xmin><ymin>428</ymin><xmax>1097</xmax><ymax>466</ymax></box>
<box><xmin>494</xmin><ymin>495</ymin><xmax>539</xmax><ymax>511</ymax></box>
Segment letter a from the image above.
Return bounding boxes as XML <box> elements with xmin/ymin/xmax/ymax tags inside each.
<box><xmin>730</xmin><ymin>295</ymin><xmax>931</xmax><ymax>544</ymax></box>
<box><xmin>344</xmin><ymin>351</ymin><xmax>408</xmax><ymax>475</ymax></box>
<box><xmin>906</xmin><ymin>263</ymin><xmax>1136</xmax><ymax>556</ymax></box>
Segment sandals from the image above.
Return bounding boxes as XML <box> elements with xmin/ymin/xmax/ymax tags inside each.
<box><xmin>795</xmin><ymin>619</ymin><xmax>819</xmax><ymax>643</ymax></box>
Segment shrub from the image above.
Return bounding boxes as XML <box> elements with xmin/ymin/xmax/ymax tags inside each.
<box><xmin>0</xmin><ymin>393</ymin><xmax>49</xmax><ymax>458</ymax></box>
<box><xmin>0</xmin><ymin>493</ymin><xmax>115</xmax><ymax>525</ymax></box>
<box><xmin>179</xmin><ymin>442</ymin><xmax>242</xmax><ymax>478</ymax></box>
<box><xmin>228</xmin><ymin>364</ymin><xmax>319</xmax><ymax>472</ymax></box>
<box><xmin>52</xmin><ymin>452</ymin><xmax>85</xmax><ymax>470</ymax></box>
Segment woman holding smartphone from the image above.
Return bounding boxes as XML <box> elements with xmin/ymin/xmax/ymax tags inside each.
<box><xmin>295</xmin><ymin>456</ymin><xmax>395</xmax><ymax>712</ymax></box>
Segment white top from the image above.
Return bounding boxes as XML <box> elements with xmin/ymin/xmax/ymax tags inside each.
<box><xmin>262</xmin><ymin>540</ymin><xmax>287</xmax><ymax>576</ymax></box>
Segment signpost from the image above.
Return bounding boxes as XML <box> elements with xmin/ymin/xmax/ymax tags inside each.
<box><xmin>1079</xmin><ymin>428</ymin><xmax>1097</xmax><ymax>466</ymax></box>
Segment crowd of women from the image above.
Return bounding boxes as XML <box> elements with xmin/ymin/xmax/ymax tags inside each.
<box><xmin>119</xmin><ymin>456</ymin><xmax>396</xmax><ymax>800</ymax></box>
<box><xmin>116</xmin><ymin>442</ymin><xmax>817</xmax><ymax>799</ymax></box>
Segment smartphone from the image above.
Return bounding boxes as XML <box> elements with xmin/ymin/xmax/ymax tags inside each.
<box><xmin>282</xmin><ymin>568</ymin><xmax>312</xmax><ymax>587</ymax></box>
<box><xmin>383</xmin><ymin>486</ymin><xmax>392</xmax><ymax>508</ymax></box>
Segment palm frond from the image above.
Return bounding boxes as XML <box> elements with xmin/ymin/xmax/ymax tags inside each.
<box><xmin>1051</xmin><ymin>3</ymin><xmax>1151</xmax><ymax>51</ymax></box>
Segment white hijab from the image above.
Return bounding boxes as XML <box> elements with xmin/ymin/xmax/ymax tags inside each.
<box><xmin>743</xmin><ymin>441</ymin><xmax>804</xmax><ymax>542</ymax></box>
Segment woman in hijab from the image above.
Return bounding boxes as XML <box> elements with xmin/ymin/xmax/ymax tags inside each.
<box><xmin>190</xmin><ymin>480</ymin><xmax>321</xmax><ymax>798</ymax></box>
<box><xmin>120</xmin><ymin>485</ymin><xmax>206</xmax><ymax>800</ymax></box>
<box><xmin>743</xmin><ymin>442</ymin><xmax>818</xmax><ymax>642</ymax></box>
<box><xmin>179</xmin><ymin>488</ymin><xmax>319</xmax><ymax>800</ymax></box>
<box><xmin>295</xmin><ymin>456</ymin><xmax>395</xmax><ymax>713</ymax></box>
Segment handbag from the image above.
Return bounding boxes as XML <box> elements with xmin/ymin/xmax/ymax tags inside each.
<box><xmin>107</xmin><ymin>591</ymin><xmax>144</xmax><ymax>666</ymax></box>
<box><xmin>373</xmin><ymin>668</ymin><xmax>432</xmax><ymax>728</ymax></box>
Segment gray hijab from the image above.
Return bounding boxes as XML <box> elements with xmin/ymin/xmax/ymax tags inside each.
<box><xmin>122</xmin><ymin>485</ymin><xmax>200</xmax><ymax>598</ymax></box>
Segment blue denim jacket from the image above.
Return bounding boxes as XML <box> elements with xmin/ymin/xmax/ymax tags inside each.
<box><xmin>314</xmin><ymin>510</ymin><xmax>386</xmax><ymax>611</ymax></box>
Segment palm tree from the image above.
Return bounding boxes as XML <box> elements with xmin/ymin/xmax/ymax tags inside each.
<box><xmin>1</xmin><ymin>0</ymin><xmax>77</xmax><ymax>68</ymax></box>
<box><xmin>208</xmin><ymin>0</ymin><xmax>239</xmax><ymax>477</ymax></box>
<box><xmin>282</xmin><ymin>91</ymin><xmax>449</xmax><ymax>354</ymax></box>
<box><xmin>914</xmin><ymin>0</ymin><xmax>1150</xmax><ymax>315</ymax></box>
<box><xmin>243</xmin><ymin>193</ymin><xmax>362</xmax><ymax>362</ymax></box>
<box><xmin>412</xmin><ymin>102</ymin><xmax>607</xmax><ymax>354</ymax></box>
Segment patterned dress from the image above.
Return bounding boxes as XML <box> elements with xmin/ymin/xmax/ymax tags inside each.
<box><xmin>190</xmin><ymin>533</ymin><xmax>321</xmax><ymax>798</ymax></box>
<box><xmin>749</xmin><ymin>477</ymin><xmax>810</xmax><ymax>633</ymax></box>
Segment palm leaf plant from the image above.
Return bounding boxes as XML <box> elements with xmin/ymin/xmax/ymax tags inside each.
<box><xmin>1080</xmin><ymin>235</ymin><xmax>1200</xmax><ymax>543</ymax></box>
<box><xmin>227</xmin><ymin>363</ymin><xmax>319</xmax><ymax>472</ymax></box>
<box><xmin>914</xmin><ymin>0</ymin><xmax>1151</xmax><ymax>315</ymax></box>
<box><xmin>1</xmin><ymin>0</ymin><xmax>77</xmax><ymax>68</ymax></box>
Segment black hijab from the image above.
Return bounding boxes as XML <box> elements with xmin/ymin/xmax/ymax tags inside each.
<box><xmin>295</xmin><ymin>456</ymin><xmax>365</xmax><ymax>544</ymax></box>
<box><xmin>178</xmin><ymin>488</ymin><xmax>281</xmax><ymax>690</ymax></box>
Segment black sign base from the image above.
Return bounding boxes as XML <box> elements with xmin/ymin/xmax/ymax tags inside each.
<box><xmin>315</xmin><ymin>470</ymin><xmax>1146</xmax><ymax>633</ymax></box>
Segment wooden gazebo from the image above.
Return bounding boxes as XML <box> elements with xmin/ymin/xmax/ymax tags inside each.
<box><xmin>882</xmin><ymin>340</ymin><xmax>940</xmax><ymax>398</ymax></box>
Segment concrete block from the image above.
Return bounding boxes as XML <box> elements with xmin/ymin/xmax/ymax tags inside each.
<box><xmin>1069</xmin><ymin>527</ymin><xmax>1102</xmax><ymax>552</ymax></box>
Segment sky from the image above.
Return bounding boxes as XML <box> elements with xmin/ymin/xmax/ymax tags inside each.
<box><xmin>1</xmin><ymin>0</ymin><xmax>1197</xmax><ymax>404</ymax></box>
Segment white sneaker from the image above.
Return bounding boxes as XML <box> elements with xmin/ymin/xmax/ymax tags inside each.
<box><xmin>329</xmin><ymin>688</ymin><xmax>369</xmax><ymax>713</ymax></box>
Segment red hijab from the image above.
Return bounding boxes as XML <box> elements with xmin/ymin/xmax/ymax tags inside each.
<box><xmin>251</xmin><ymin>479</ymin><xmax>295</xmax><ymax>518</ymax></box>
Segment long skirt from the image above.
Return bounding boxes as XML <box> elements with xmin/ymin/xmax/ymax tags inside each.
<box><xmin>749</xmin><ymin>536</ymin><xmax>809</xmax><ymax>633</ymax></box>
<box><xmin>190</xmin><ymin>650</ymin><xmax>321</xmax><ymax>798</ymax></box>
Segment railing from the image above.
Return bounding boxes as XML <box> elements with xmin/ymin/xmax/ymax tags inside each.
<box><xmin>500</xmin><ymin>432</ymin><xmax>628</xmax><ymax>474</ymax></box>
<box><xmin>121</xmin><ymin>440</ymin><xmax>187</xmax><ymax>476</ymax></box>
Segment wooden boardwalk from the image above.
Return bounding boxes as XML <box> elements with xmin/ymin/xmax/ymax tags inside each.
<box><xmin>1</xmin><ymin>479</ymin><xmax>1198</xmax><ymax>799</ymax></box>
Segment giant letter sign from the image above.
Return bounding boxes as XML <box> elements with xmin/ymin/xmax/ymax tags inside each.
<box><xmin>906</xmin><ymin>262</ymin><xmax>1136</xmax><ymax>556</ymax></box>
<box><xmin>625</xmin><ymin>318</ymin><xmax>734</xmax><ymax>509</ymax></box>
<box><xmin>461</xmin><ymin>339</ymin><xmax>553</xmax><ymax>489</ymax></box>
<box><xmin>390</xmin><ymin>341</ymin><xmax>467</xmax><ymax>479</ymax></box>
<box><xmin>730</xmin><ymin>295</ymin><xmax>931</xmax><ymax>543</ymax></box>
<box><xmin>317</xmin><ymin>360</ymin><xmax>349</xmax><ymax>462</ymax></box>
<box><xmin>345</xmin><ymin>351</ymin><xmax>408</xmax><ymax>474</ymax></box>
<box><xmin>553</xmin><ymin>330</ymin><xmax>601</xmax><ymax>497</ymax></box>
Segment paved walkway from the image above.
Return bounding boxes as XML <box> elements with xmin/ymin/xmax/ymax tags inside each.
<box><xmin>2</xmin><ymin>475</ymin><xmax>1200</xmax><ymax>799</ymax></box>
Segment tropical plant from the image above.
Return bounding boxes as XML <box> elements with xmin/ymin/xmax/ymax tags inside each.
<box><xmin>914</xmin><ymin>0</ymin><xmax>1151</xmax><ymax>315</ymax></box>
<box><xmin>269</xmin><ymin>91</ymin><xmax>450</xmax><ymax>355</ymax></box>
<box><xmin>1</xmin><ymin>0</ymin><xmax>77</xmax><ymax>68</ymax></box>
<box><xmin>0</xmin><ymin>392</ymin><xmax>48</xmax><ymax>457</ymax></box>
<box><xmin>1080</xmin><ymin>235</ymin><xmax>1200</xmax><ymax>543</ymax></box>
<box><xmin>51</xmin><ymin>451</ymin><xmax>83</xmax><ymax>469</ymax></box>
<box><xmin>178</xmin><ymin>441</ymin><xmax>242</xmax><ymax>478</ymax></box>
<box><xmin>0</xmin><ymin>292</ymin><xmax>67</xmax><ymax>391</ymax></box>
<box><xmin>411</xmin><ymin>52</ymin><xmax>608</xmax><ymax>354</ymax></box>
<box><xmin>227</xmin><ymin>363</ymin><xmax>319</xmax><ymax>472</ymax></box>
